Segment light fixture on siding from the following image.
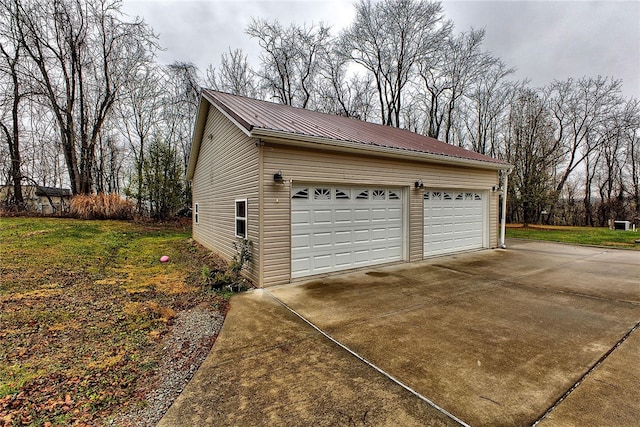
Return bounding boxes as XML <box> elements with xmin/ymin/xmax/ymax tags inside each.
<box><xmin>273</xmin><ymin>170</ymin><xmax>284</xmax><ymax>184</ymax></box>
<box><xmin>414</xmin><ymin>179</ymin><xmax>424</xmax><ymax>189</ymax></box>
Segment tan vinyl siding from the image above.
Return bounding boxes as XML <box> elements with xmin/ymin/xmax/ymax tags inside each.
<box><xmin>409</xmin><ymin>190</ymin><xmax>424</xmax><ymax>262</ymax></box>
<box><xmin>191</xmin><ymin>106</ymin><xmax>260</xmax><ymax>283</ymax></box>
<box><xmin>261</xmin><ymin>143</ymin><xmax>499</xmax><ymax>286</ymax></box>
<box><xmin>489</xmin><ymin>191</ymin><xmax>499</xmax><ymax>246</ymax></box>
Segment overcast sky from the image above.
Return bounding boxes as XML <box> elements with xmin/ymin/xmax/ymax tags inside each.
<box><xmin>121</xmin><ymin>0</ymin><xmax>640</xmax><ymax>99</ymax></box>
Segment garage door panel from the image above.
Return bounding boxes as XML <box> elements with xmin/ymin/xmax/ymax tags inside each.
<box><xmin>388</xmin><ymin>245</ymin><xmax>402</xmax><ymax>256</ymax></box>
<box><xmin>334</xmin><ymin>252</ymin><xmax>352</xmax><ymax>267</ymax></box>
<box><xmin>371</xmin><ymin>208</ymin><xmax>388</xmax><ymax>221</ymax></box>
<box><xmin>387</xmin><ymin>229</ymin><xmax>402</xmax><ymax>241</ymax></box>
<box><xmin>335</xmin><ymin>209</ymin><xmax>352</xmax><ymax>223</ymax></box>
<box><xmin>371</xmin><ymin>228</ymin><xmax>388</xmax><ymax>241</ymax></box>
<box><xmin>424</xmin><ymin>188</ymin><xmax>485</xmax><ymax>257</ymax></box>
<box><xmin>313</xmin><ymin>210</ymin><xmax>332</xmax><ymax>224</ymax></box>
<box><xmin>292</xmin><ymin>234</ymin><xmax>310</xmax><ymax>249</ymax></box>
<box><xmin>313</xmin><ymin>254</ymin><xmax>332</xmax><ymax>270</ymax></box>
<box><xmin>354</xmin><ymin>229</ymin><xmax>370</xmax><ymax>243</ymax></box>
<box><xmin>313</xmin><ymin>232</ymin><xmax>332</xmax><ymax>248</ymax></box>
<box><xmin>371</xmin><ymin>247</ymin><xmax>388</xmax><ymax>261</ymax></box>
<box><xmin>354</xmin><ymin>209</ymin><xmax>370</xmax><ymax>222</ymax></box>
<box><xmin>291</xmin><ymin>257</ymin><xmax>310</xmax><ymax>275</ymax></box>
<box><xmin>334</xmin><ymin>230</ymin><xmax>352</xmax><ymax>245</ymax></box>
<box><xmin>388</xmin><ymin>209</ymin><xmax>402</xmax><ymax>220</ymax></box>
<box><xmin>354</xmin><ymin>249</ymin><xmax>370</xmax><ymax>264</ymax></box>
<box><xmin>292</xmin><ymin>186</ymin><xmax>404</xmax><ymax>278</ymax></box>
<box><xmin>291</xmin><ymin>210</ymin><xmax>311</xmax><ymax>225</ymax></box>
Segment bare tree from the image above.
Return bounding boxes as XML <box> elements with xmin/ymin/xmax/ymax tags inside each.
<box><xmin>117</xmin><ymin>63</ymin><xmax>163</xmax><ymax>211</ymax></box>
<box><xmin>596</xmin><ymin>98</ymin><xmax>640</xmax><ymax>224</ymax></box>
<box><xmin>624</xmin><ymin>99</ymin><xmax>640</xmax><ymax>220</ymax></box>
<box><xmin>163</xmin><ymin>61</ymin><xmax>201</xmax><ymax>210</ymax></box>
<box><xmin>505</xmin><ymin>88</ymin><xmax>563</xmax><ymax>226</ymax></box>
<box><xmin>206</xmin><ymin>48</ymin><xmax>259</xmax><ymax>98</ymax></box>
<box><xmin>163</xmin><ymin>61</ymin><xmax>200</xmax><ymax>174</ymax></box>
<box><xmin>416</xmin><ymin>28</ymin><xmax>496</xmax><ymax>144</ymax></box>
<box><xmin>0</xmin><ymin>0</ymin><xmax>26</xmax><ymax>208</ymax></box>
<box><xmin>316</xmin><ymin>46</ymin><xmax>375</xmax><ymax>120</ymax></box>
<box><xmin>23</xmin><ymin>99</ymin><xmax>66</xmax><ymax>188</ymax></box>
<box><xmin>14</xmin><ymin>0</ymin><xmax>157</xmax><ymax>194</ymax></box>
<box><xmin>94</xmin><ymin>130</ymin><xmax>124</xmax><ymax>194</ymax></box>
<box><xmin>339</xmin><ymin>0</ymin><xmax>451</xmax><ymax>127</ymax></box>
<box><xmin>462</xmin><ymin>60</ymin><xmax>515</xmax><ymax>156</ymax></box>
<box><xmin>247</xmin><ymin>18</ymin><xmax>330</xmax><ymax>108</ymax></box>
<box><xmin>547</xmin><ymin>76</ymin><xmax>623</xmax><ymax>219</ymax></box>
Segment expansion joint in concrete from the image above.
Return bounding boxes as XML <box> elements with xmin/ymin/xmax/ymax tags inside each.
<box><xmin>531</xmin><ymin>320</ymin><xmax>640</xmax><ymax>426</ymax></box>
<box><xmin>266</xmin><ymin>290</ymin><xmax>472</xmax><ymax>427</ymax></box>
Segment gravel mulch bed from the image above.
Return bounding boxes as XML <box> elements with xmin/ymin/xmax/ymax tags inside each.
<box><xmin>107</xmin><ymin>303</ymin><xmax>225</xmax><ymax>426</ymax></box>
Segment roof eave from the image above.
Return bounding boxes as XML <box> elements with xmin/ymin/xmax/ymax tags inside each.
<box><xmin>251</xmin><ymin>128</ymin><xmax>512</xmax><ymax>171</ymax></box>
<box><xmin>186</xmin><ymin>96</ymin><xmax>211</xmax><ymax>180</ymax></box>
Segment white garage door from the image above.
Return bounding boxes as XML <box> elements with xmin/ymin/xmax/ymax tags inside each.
<box><xmin>423</xmin><ymin>190</ymin><xmax>485</xmax><ymax>257</ymax></box>
<box><xmin>291</xmin><ymin>186</ymin><xmax>403</xmax><ymax>278</ymax></box>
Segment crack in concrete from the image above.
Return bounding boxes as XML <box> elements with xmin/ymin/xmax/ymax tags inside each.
<box><xmin>479</xmin><ymin>395</ymin><xmax>501</xmax><ymax>406</ymax></box>
<box><xmin>207</xmin><ymin>336</ymin><xmax>315</xmax><ymax>368</ymax></box>
<box><xmin>530</xmin><ymin>320</ymin><xmax>640</xmax><ymax>426</ymax></box>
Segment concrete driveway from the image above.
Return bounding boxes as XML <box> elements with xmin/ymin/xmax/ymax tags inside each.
<box><xmin>159</xmin><ymin>240</ymin><xmax>639</xmax><ymax>426</ymax></box>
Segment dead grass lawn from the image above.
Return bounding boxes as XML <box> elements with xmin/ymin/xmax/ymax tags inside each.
<box><xmin>0</xmin><ymin>217</ymin><xmax>228</xmax><ymax>426</ymax></box>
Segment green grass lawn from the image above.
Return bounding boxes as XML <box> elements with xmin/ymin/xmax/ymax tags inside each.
<box><xmin>0</xmin><ymin>217</ymin><xmax>227</xmax><ymax>425</ymax></box>
<box><xmin>507</xmin><ymin>224</ymin><xmax>640</xmax><ymax>250</ymax></box>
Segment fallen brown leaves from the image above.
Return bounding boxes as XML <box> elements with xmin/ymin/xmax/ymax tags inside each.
<box><xmin>0</xmin><ymin>218</ymin><xmax>230</xmax><ymax>426</ymax></box>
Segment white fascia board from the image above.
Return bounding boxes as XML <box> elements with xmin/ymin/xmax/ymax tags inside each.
<box><xmin>186</xmin><ymin>98</ymin><xmax>211</xmax><ymax>180</ymax></box>
<box><xmin>204</xmin><ymin>92</ymin><xmax>253</xmax><ymax>138</ymax></box>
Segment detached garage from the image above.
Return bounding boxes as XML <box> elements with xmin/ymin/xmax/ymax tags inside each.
<box><xmin>188</xmin><ymin>90</ymin><xmax>511</xmax><ymax>287</ymax></box>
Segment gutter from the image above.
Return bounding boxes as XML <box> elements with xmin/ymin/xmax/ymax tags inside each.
<box><xmin>251</xmin><ymin>128</ymin><xmax>510</xmax><ymax>171</ymax></box>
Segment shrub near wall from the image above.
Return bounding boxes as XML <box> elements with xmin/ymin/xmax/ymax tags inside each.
<box><xmin>70</xmin><ymin>193</ymin><xmax>135</xmax><ymax>220</ymax></box>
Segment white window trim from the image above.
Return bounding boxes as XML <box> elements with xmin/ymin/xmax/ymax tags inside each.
<box><xmin>235</xmin><ymin>199</ymin><xmax>247</xmax><ymax>238</ymax></box>
<box><xmin>194</xmin><ymin>202</ymin><xmax>199</xmax><ymax>224</ymax></box>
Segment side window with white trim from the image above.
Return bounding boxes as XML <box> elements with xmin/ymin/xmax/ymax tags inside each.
<box><xmin>235</xmin><ymin>199</ymin><xmax>247</xmax><ymax>238</ymax></box>
<box><xmin>194</xmin><ymin>203</ymin><xmax>199</xmax><ymax>224</ymax></box>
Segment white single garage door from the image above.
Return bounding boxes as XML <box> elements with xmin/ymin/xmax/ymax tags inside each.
<box><xmin>423</xmin><ymin>189</ymin><xmax>485</xmax><ymax>257</ymax></box>
<box><xmin>291</xmin><ymin>186</ymin><xmax>403</xmax><ymax>278</ymax></box>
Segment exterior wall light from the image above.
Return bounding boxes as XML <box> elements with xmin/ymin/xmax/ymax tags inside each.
<box><xmin>273</xmin><ymin>170</ymin><xmax>284</xmax><ymax>184</ymax></box>
<box><xmin>414</xmin><ymin>179</ymin><xmax>424</xmax><ymax>189</ymax></box>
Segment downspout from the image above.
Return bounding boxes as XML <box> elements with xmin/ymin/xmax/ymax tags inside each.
<box><xmin>499</xmin><ymin>169</ymin><xmax>512</xmax><ymax>249</ymax></box>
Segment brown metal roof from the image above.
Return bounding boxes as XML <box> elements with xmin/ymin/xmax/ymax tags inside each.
<box><xmin>35</xmin><ymin>186</ymin><xmax>72</xmax><ymax>197</ymax></box>
<box><xmin>202</xmin><ymin>89</ymin><xmax>506</xmax><ymax>166</ymax></box>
